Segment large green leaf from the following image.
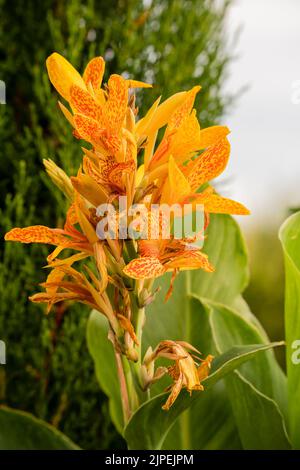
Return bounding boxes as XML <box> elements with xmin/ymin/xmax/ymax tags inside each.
<box><xmin>204</xmin><ymin>299</ymin><xmax>288</xmax><ymax>417</ymax></box>
<box><xmin>86</xmin><ymin>310</ymin><xmax>123</xmax><ymax>434</ymax></box>
<box><xmin>162</xmin><ymin>381</ymin><xmax>241</xmax><ymax>450</ymax></box>
<box><xmin>225</xmin><ymin>373</ymin><xmax>290</xmax><ymax>449</ymax></box>
<box><xmin>124</xmin><ymin>340</ymin><xmax>284</xmax><ymax>450</ymax></box>
<box><xmin>143</xmin><ymin>214</ymin><xmax>273</xmax><ymax>450</ymax></box>
<box><xmin>202</xmin><ymin>299</ymin><xmax>290</xmax><ymax>449</ymax></box>
<box><xmin>141</xmin><ymin>294</ymin><xmax>288</xmax><ymax>450</ymax></box>
<box><xmin>279</xmin><ymin>211</ymin><xmax>300</xmax><ymax>448</ymax></box>
<box><xmin>188</xmin><ymin>214</ymin><xmax>249</xmax><ymax>303</ymax></box>
<box><xmin>0</xmin><ymin>406</ymin><xmax>79</xmax><ymax>450</ymax></box>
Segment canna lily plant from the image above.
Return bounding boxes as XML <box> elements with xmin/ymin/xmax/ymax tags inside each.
<box><xmin>5</xmin><ymin>53</ymin><xmax>251</xmax><ymax>426</ymax></box>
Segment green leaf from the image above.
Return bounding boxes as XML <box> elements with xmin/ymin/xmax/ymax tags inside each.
<box><xmin>0</xmin><ymin>406</ymin><xmax>79</xmax><ymax>450</ymax></box>
<box><xmin>205</xmin><ymin>341</ymin><xmax>284</xmax><ymax>388</ymax></box>
<box><xmin>142</xmin><ymin>214</ymin><xmax>256</xmax><ymax>449</ymax></box>
<box><xmin>162</xmin><ymin>382</ymin><xmax>241</xmax><ymax>450</ymax></box>
<box><xmin>188</xmin><ymin>214</ymin><xmax>249</xmax><ymax>303</ymax></box>
<box><xmin>141</xmin><ymin>214</ymin><xmax>288</xmax><ymax>450</ymax></box>
<box><xmin>225</xmin><ymin>373</ymin><xmax>290</xmax><ymax>449</ymax></box>
<box><xmin>202</xmin><ymin>299</ymin><xmax>290</xmax><ymax>449</ymax></box>
<box><xmin>279</xmin><ymin>211</ymin><xmax>300</xmax><ymax>448</ymax></box>
<box><xmin>204</xmin><ymin>299</ymin><xmax>288</xmax><ymax>414</ymax></box>
<box><xmin>124</xmin><ymin>340</ymin><xmax>283</xmax><ymax>450</ymax></box>
<box><xmin>86</xmin><ymin>310</ymin><xmax>123</xmax><ymax>434</ymax></box>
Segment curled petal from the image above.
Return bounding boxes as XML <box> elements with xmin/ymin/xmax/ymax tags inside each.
<box><xmin>198</xmin><ymin>355</ymin><xmax>214</xmax><ymax>381</ymax></box>
<box><xmin>123</xmin><ymin>257</ymin><xmax>166</xmax><ymax>279</ymax></box>
<box><xmin>64</xmin><ymin>203</ymin><xmax>80</xmax><ymax>232</ymax></box>
<box><xmin>117</xmin><ymin>314</ymin><xmax>138</xmax><ymax>344</ymax></box>
<box><xmin>43</xmin><ymin>268</ymin><xmax>66</xmax><ymax>313</ymax></box>
<box><xmin>162</xmin><ymin>372</ymin><xmax>184</xmax><ymax>410</ymax></box>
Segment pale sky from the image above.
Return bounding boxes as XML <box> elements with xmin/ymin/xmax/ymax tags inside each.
<box><xmin>221</xmin><ymin>0</ymin><xmax>300</xmax><ymax>229</ymax></box>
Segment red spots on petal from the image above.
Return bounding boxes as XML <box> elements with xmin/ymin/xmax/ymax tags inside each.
<box><xmin>123</xmin><ymin>257</ymin><xmax>166</xmax><ymax>279</ymax></box>
<box><xmin>83</xmin><ymin>56</ymin><xmax>105</xmax><ymax>90</ymax></box>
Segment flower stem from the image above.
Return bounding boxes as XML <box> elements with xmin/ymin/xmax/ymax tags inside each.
<box><xmin>131</xmin><ymin>280</ymin><xmax>146</xmax><ymax>390</ymax></box>
<box><xmin>114</xmin><ymin>349</ymin><xmax>131</xmax><ymax>424</ymax></box>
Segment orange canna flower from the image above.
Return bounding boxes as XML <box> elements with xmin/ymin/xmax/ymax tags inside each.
<box><xmin>4</xmin><ymin>52</ymin><xmax>249</xmax><ymax>412</ymax></box>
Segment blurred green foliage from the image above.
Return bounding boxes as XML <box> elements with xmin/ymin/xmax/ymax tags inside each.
<box><xmin>244</xmin><ymin>226</ymin><xmax>286</xmax><ymax>368</ymax></box>
<box><xmin>0</xmin><ymin>0</ymin><xmax>234</xmax><ymax>448</ymax></box>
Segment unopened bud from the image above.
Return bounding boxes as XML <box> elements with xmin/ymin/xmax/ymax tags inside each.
<box><xmin>43</xmin><ymin>159</ymin><xmax>74</xmax><ymax>200</ymax></box>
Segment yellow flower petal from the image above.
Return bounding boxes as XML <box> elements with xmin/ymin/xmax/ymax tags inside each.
<box><xmin>161</xmin><ymin>155</ymin><xmax>191</xmax><ymax>205</ymax></box>
<box><xmin>58</xmin><ymin>101</ymin><xmax>75</xmax><ymax>127</ymax></box>
<box><xmin>123</xmin><ymin>257</ymin><xmax>166</xmax><ymax>279</ymax></box>
<box><xmin>46</xmin><ymin>52</ymin><xmax>86</xmax><ymax>101</ymax></box>
<box><xmin>165</xmin><ymin>251</ymin><xmax>214</xmax><ymax>272</ymax></box>
<box><xmin>71</xmin><ymin>173</ymin><xmax>108</xmax><ymax>207</ymax></box>
<box><xmin>169</xmin><ymin>110</ymin><xmax>201</xmax><ymax>165</ymax></box>
<box><xmin>146</xmin><ymin>89</ymin><xmax>198</xmax><ymax>136</ymax></box>
<box><xmin>5</xmin><ymin>226</ymin><xmax>66</xmax><ymax>245</ymax></box>
<box><xmin>105</xmin><ymin>74</ymin><xmax>128</xmax><ymax>133</ymax></box>
<box><xmin>73</xmin><ymin>113</ymin><xmax>104</xmax><ymax>143</ymax></box>
<box><xmin>126</xmin><ymin>79</ymin><xmax>152</xmax><ymax>89</ymax></box>
<box><xmin>193</xmin><ymin>193</ymin><xmax>250</xmax><ymax>215</ymax></box>
<box><xmin>186</xmin><ymin>137</ymin><xmax>230</xmax><ymax>191</ymax></box>
<box><xmin>70</xmin><ymin>85</ymin><xmax>102</xmax><ymax>120</ymax></box>
<box><xmin>135</xmin><ymin>96</ymin><xmax>161</xmax><ymax>139</ymax></box>
<box><xmin>166</xmin><ymin>86</ymin><xmax>201</xmax><ymax>135</ymax></box>
<box><xmin>199</xmin><ymin>125</ymin><xmax>230</xmax><ymax>149</ymax></box>
<box><xmin>135</xmin><ymin>164</ymin><xmax>145</xmax><ymax>187</ymax></box>
<box><xmin>83</xmin><ymin>56</ymin><xmax>105</xmax><ymax>89</ymax></box>
<box><xmin>75</xmin><ymin>205</ymin><xmax>99</xmax><ymax>244</ymax></box>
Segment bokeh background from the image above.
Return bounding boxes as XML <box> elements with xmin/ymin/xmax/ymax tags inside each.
<box><xmin>0</xmin><ymin>0</ymin><xmax>298</xmax><ymax>449</ymax></box>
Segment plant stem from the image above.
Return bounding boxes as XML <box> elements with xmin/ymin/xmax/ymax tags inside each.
<box><xmin>131</xmin><ymin>280</ymin><xmax>146</xmax><ymax>390</ymax></box>
<box><xmin>121</xmin><ymin>355</ymin><xmax>139</xmax><ymax>412</ymax></box>
<box><xmin>114</xmin><ymin>349</ymin><xmax>131</xmax><ymax>424</ymax></box>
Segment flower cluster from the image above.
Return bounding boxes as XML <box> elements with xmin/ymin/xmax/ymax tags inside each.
<box><xmin>5</xmin><ymin>53</ymin><xmax>249</xmax><ymax>415</ymax></box>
